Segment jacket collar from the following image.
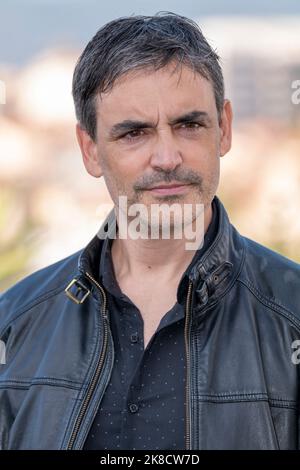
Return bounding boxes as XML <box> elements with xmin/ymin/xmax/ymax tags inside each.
<box><xmin>188</xmin><ymin>196</ymin><xmax>245</xmax><ymax>315</ymax></box>
<box><xmin>70</xmin><ymin>195</ymin><xmax>245</xmax><ymax>308</ymax></box>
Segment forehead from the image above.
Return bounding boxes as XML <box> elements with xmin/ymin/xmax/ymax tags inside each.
<box><xmin>96</xmin><ymin>63</ymin><xmax>217</xmax><ymax>125</ymax></box>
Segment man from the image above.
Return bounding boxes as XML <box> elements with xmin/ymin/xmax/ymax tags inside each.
<box><xmin>0</xmin><ymin>12</ymin><xmax>299</xmax><ymax>450</ymax></box>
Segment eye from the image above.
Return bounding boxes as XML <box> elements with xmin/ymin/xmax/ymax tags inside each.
<box><xmin>179</xmin><ymin>121</ymin><xmax>203</xmax><ymax>131</ymax></box>
<box><xmin>121</xmin><ymin>129</ymin><xmax>146</xmax><ymax>141</ymax></box>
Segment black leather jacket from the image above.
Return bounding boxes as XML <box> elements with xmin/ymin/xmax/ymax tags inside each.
<box><xmin>0</xmin><ymin>196</ymin><xmax>300</xmax><ymax>450</ymax></box>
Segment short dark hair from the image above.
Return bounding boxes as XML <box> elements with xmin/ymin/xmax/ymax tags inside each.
<box><xmin>72</xmin><ymin>11</ymin><xmax>224</xmax><ymax>141</ymax></box>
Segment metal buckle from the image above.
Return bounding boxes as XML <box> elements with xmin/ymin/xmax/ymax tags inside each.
<box><xmin>65</xmin><ymin>278</ymin><xmax>91</xmax><ymax>304</ymax></box>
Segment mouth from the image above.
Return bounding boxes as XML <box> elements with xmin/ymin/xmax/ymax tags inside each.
<box><xmin>144</xmin><ymin>182</ymin><xmax>192</xmax><ymax>196</ymax></box>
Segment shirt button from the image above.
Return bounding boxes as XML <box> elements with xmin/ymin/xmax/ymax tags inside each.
<box><xmin>129</xmin><ymin>403</ymin><xmax>139</xmax><ymax>413</ymax></box>
<box><xmin>130</xmin><ymin>333</ymin><xmax>139</xmax><ymax>343</ymax></box>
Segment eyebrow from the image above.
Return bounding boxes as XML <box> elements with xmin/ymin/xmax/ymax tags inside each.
<box><xmin>108</xmin><ymin>110</ymin><xmax>211</xmax><ymax>138</ymax></box>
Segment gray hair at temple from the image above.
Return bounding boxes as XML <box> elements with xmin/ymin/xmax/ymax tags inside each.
<box><xmin>72</xmin><ymin>11</ymin><xmax>225</xmax><ymax>141</ymax></box>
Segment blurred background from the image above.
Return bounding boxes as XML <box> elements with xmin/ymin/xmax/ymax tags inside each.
<box><xmin>0</xmin><ymin>0</ymin><xmax>300</xmax><ymax>291</ymax></box>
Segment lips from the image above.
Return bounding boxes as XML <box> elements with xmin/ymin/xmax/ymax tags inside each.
<box><xmin>149</xmin><ymin>183</ymin><xmax>188</xmax><ymax>189</ymax></box>
<box><xmin>145</xmin><ymin>183</ymin><xmax>191</xmax><ymax>195</ymax></box>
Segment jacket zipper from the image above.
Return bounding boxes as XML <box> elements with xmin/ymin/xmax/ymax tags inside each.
<box><xmin>67</xmin><ymin>271</ymin><xmax>108</xmax><ymax>450</ymax></box>
<box><xmin>184</xmin><ymin>279</ymin><xmax>193</xmax><ymax>450</ymax></box>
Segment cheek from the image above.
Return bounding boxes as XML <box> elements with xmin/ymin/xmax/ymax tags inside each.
<box><xmin>184</xmin><ymin>129</ymin><xmax>220</xmax><ymax>158</ymax></box>
<box><xmin>105</xmin><ymin>163</ymin><xmax>137</xmax><ymax>197</ymax></box>
<box><xmin>98</xmin><ymin>145</ymin><xmax>142</xmax><ymax>198</ymax></box>
<box><xmin>187</xmin><ymin>144</ymin><xmax>219</xmax><ymax>175</ymax></box>
<box><xmin>111</xmin><ymin>152</ymin><xmax>145</xmax><ymax>188</ymax></box>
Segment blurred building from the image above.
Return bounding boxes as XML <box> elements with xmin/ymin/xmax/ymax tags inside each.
<box><xmin>201</xmin><ymin>16</ymin><xmax>300</xmax><ymax>125</ymax></box>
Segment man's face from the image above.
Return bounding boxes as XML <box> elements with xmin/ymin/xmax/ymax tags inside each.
<box><xmin>78</xmin><ymin>62</ymin><xmax>232</xmax><ymax>226</ymax></box>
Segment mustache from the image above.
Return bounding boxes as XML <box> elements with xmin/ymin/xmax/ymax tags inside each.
<box><xmin>133</xmin><ymin>170</ymin><xmax>203</xmax><ymax>191</ymax></box>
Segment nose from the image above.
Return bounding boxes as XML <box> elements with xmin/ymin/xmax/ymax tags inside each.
<box><xmin>149</xmin><ymin>129</ymin><xmax>183</xmax><ymax>172</ymax></box>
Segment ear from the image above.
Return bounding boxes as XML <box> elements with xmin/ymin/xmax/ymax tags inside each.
<box><xmin>219</xmin><ymin>99</ymin><xmax>233</xmax><ymax>157</ymax></box>
<box><xmin>76</xmin><ymin>123</ymin><xmax>103</xmax><ymax>177</ymax></box>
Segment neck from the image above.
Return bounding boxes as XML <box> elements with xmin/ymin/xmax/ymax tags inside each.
<box><xmin>111</xmin><ymin>202</ymin><xmax>213</xmax><ymax>283</ymax></box>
